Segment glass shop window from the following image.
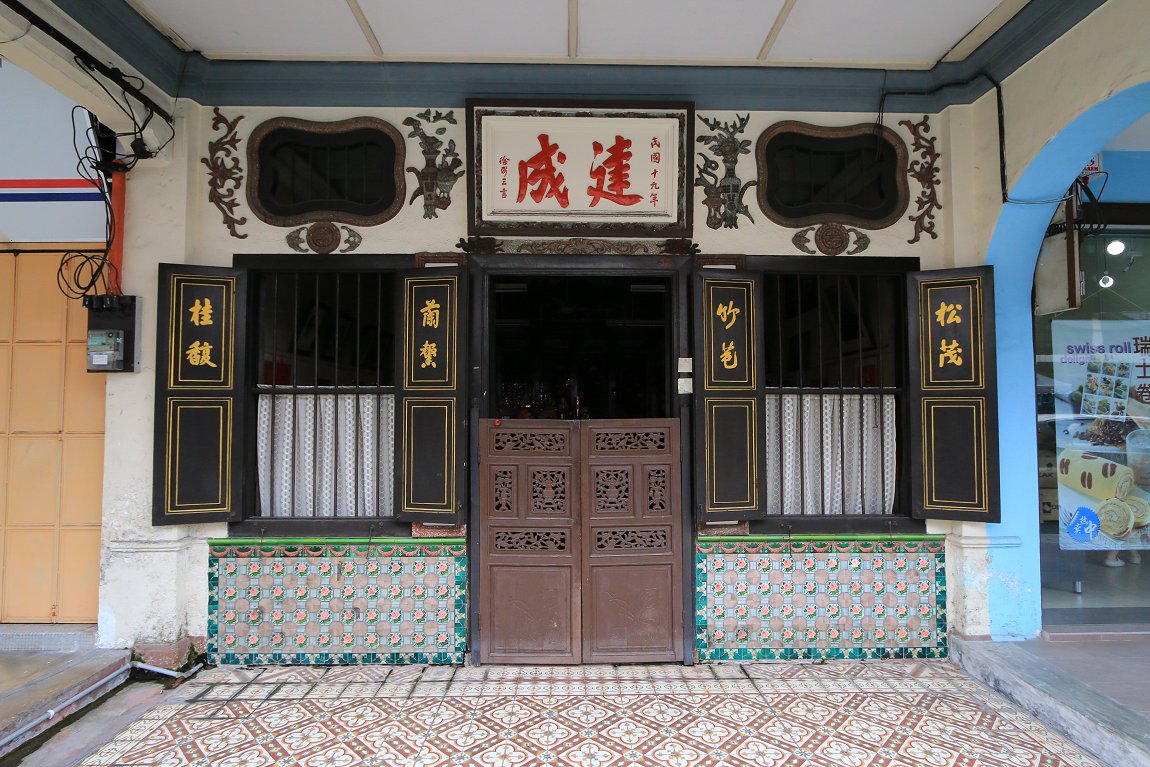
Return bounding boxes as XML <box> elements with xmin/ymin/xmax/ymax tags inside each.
<box><xmin>762</xmin><ymin>272</ymin><xmax>906</xmax><ymax>518</ymax></box>
<box><xmin>1034</xmin><ymin>231</ymin><xmax>1150</xmax><ymax>627</ymax></box>
<box><xmin>253</xmin><ymin>271</ymin><xmax>396</xmax><ymax>519</ymax></box>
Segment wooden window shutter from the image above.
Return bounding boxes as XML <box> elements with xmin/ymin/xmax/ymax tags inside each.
<box><xmin>152</xmin><ymin>264</ymin><xmax>247</xmax><ymax>525</ymax></box>
<box><xmin>394</xmin><ymin>268</ymin><xmax>468</xmax><ymax>524</ymax></box>
<box><xmin>907</xmin><ymin>266</ymin><xmax>1001</xmax><ymax>522</ymax></box>
<box><xmin>692</xmin><ymin>270</ymin><xmax>766</xmax><ymax>521</ymax></box>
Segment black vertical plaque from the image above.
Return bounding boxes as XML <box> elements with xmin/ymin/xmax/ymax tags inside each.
<box><xmin>153</xmin><ymin>265</ymin><xmax>246</xmax><ymax>525</ymax></box>
<box><xmin>907</xmin><ymin>266</ymin><xmax>1000</xmax><ymax>522</ymax></box>
<box><xmin>395</xmin><ymin>269</ymin><xmax>468</xmax><ymax>523</ymax></box>
<box><xmin>693</xmin><ymin>271</ymin><xmax>765</xmax><ymax>521</ymax></box>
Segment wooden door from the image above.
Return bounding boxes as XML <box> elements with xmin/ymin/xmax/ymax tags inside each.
<box><xmin>581</xmin><ymin>420</ymin><xmax>682</xmax><ymax>663</ymax></box>
<box><xmin>478</xmin><ymin>420</ymin><xmax>582</xmax><ymax>664</ymax></box>
<box><xmin>478</xmin><ymin>419</ymin><xmax>683</xmax><ymax>664</ymax></box>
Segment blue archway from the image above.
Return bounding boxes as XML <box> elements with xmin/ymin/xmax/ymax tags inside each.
<box><xmin>985</xmin><ymin>81</ymin><xmax>1150</xmax><ymax>640</ymax></box>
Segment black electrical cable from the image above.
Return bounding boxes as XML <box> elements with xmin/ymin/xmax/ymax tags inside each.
<box><xmin>57</xmin><ymin>106</ymin><xmax>121</xmax><ymax>300</ymax></box>
<box><xmin>0</xmin><ymin>0</ymin><xmax>172</xmax><ymax>123</ymax></box>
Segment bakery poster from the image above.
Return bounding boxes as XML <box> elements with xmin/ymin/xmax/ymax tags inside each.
<box><xmin>1051</xmin><ymin>320</ymin><xmax>1150</xmax><ymax>550</ymax></box>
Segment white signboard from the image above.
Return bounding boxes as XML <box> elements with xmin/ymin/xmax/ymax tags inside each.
<box><xmin>468</xmin><ymin>103</ymin><xmax>692</xmax><ymax>238</ymax></box>
<box><xmin>1051</xmin><ymin>320</ymin><xmax>1150</xmax><ymax>550</ymax></box>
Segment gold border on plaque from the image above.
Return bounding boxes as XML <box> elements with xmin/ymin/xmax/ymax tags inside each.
<box><xmin>403</xmin><ymin>397</ymin><xmax>456</xmax><ymax>514</ymax></box>
<box><xmin>403</xmin><ymin>276</ymin><xmax>458</xmax><ymax>391</ymax></box>
<box><xmin>702</xmin><ymin>279</ymin><xmax>756</xmax><ymax>391</ymax></box>
<box><xmin>165</xmin><ymin>397</ymin><xmax>232</xmax><ymax>514</ymax></box>
<box><xmin>704</xmin><ymin>397</ymin><xmax>758</xmax><ymax>511</ymax></box>
<box><xmin>168</xmin><ymin>276</ymin><xmax>236</xmax><ymax>391</ymax></box>
<box><xmin>920</xmin><ymin>397</ymin><xmax>988</xmax><ymax>511</ymax></box>
<box><xmin>918</xmin><ymin>278</ymin><xmax>984</xmax><ymax>391</ymax></box>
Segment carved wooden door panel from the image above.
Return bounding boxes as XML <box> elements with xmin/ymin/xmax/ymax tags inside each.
<box><xmin>478</xmin><ymin>418</ymin><xmax>684</xmax><ymax>664</ymax></box>
<box><xmin>478</xmin><ymin>420</ymin><xmax>582</xmax><ymax>664</ymax></box>
<box><xmin>581</xmin><ymin>419</ymin><xmax>683</xmax><ymax>663</ymax></box>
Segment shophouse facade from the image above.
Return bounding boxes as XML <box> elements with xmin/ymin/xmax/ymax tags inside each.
<box><xmin>0</xmin><ymin>0</ymin><xmax>1147</xmax><ymax>667</ymax></box>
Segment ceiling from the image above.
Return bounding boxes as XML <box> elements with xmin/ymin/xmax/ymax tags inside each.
<box><xmin>122</xmin><ymin>0</ymin><xmax>1029</xmax><ymax>69</ymax></box>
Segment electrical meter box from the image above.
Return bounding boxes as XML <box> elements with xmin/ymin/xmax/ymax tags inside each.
<box><xmin>84</xmin><ymin>294</ymin><xmax>138</xmax><ymax>373</ymax></box>
<box><xmin>87</xmin><ymin>329</ymin><xmax>124</xmax><ymax>371</ymax></box>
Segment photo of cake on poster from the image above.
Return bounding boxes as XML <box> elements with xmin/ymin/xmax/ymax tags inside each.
<box><xmin>1051</xmin><ymin>320</ymin><xmax>1150</xmax><ymax>550</ymax></box>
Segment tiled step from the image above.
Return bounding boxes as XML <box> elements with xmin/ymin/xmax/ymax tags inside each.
<box><xmin>0</xmin><ymin>625</ymin><xmax>97</xmax><ymax>652</ymax></box>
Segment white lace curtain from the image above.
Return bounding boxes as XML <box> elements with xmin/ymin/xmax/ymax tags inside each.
<box><xmin>256</xmin><ymin>392</ymin><xmax>395</xmax><ymax>518</ymax></box>
<box><xmin>764</xmin><ymin>393</ymin><xmax>897</xmax><ymax>515</ymax></box>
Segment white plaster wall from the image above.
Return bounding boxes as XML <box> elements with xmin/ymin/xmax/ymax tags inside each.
<box><xmin>97</xmin><ymin>102</ymin><xmax>228</xmax><ymax>651</ymax></box>
<box><xmin>179</xmin><ymin>106</ymin><xmax>946</xmax><ymax>268</ymax></box>
<box><xmin>94</xmin><ymin>102</ymin><xmax>949</xmax><ymax>650</ymax></box>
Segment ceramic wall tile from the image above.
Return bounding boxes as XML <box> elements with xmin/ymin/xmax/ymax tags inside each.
<box><xmin>208</xmin><ymin>542</ymin><xmax>467</xmax><ymax>664</ymax></box>
<box><xmin>695</xmin><ymin>538</ymin><xmax>947</xmax><ymax>661</ymax></box>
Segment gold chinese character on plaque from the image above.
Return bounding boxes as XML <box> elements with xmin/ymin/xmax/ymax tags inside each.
<box><xmin>188</xmin><ymin>298</ymin><xmax>214</xmax><ymax>327</ymax></box>
<box><xmin>715</xmin><ymin>300</ymin><xmax>740</xmax><ymax>330</ymax></box>
<box><xmin>938</xmin><ymin>339</ymin><xmax>963</xmax><ymax>368</ymax></box>
<box><xmin>933</xmin><ymin>301</ymin><xmax>962</xmax><ymax>327</ymax></box>
<box><xmin>185</xmin><ymin>340</ymin><xmax>217</xmax><ymax>368</ymax></box>
<box><xmin>420</xmin><ymin>299</ymin><xmax>441</xmax><ymax>329</ymax></box>
<box><xmin>419</xmin><ymin>340</ymin><xmax>438</xmax><ymax>369</ymax></box>
<box><xmin>720</xmin><ymin>341</ymin><xmax>739</xmax><ymax>370</ymax></box>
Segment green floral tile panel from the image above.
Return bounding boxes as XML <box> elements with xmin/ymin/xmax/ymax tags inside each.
<box><xmin>208</xmin><ymin>542</ymin><xmax>467</xmax><ymax>665</ymax></box>
<box><xmin>695</xmin><ymin>538</ymin><xmax>947</xmax><ymax>661</ymax></box>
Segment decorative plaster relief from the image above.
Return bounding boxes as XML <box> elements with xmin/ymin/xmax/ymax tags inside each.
<box><xmin>792</xmin><ymin>223</ymin><xmax>871</xmax><ymax>255</ymax></box>
<box><xmin>901</xmin><ymin>115</ymin><xmax>943</xmax><ymax>244</ymax></box>
<box><xmin>285</xmin><ymin>222</ymin><xmax>363</xmax><ymax>254</ymax></box>
<box><xmin>403</xmin><ymin>109</ymin><xmax>464</xmax><ymax>219</ymax></box>
<box><xmin>695</xmin><ymin>113</ymin><xmax>757</xmax><ymax>230</ymax></box>
<box><xmin>201</xmin><ymin>108</ymin><xmax>248</xmax><ymax>239</ymax></box>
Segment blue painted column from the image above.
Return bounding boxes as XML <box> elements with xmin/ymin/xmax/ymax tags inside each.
<box><xmin>983</xmin><ymin>82</ymin><xmax>1150</xmax><ymax>640</ymax></box>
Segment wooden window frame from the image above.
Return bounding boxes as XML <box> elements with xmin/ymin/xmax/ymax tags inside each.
<box><xmin>743</xmin><ymin>255</ymin><xmax>922</xmax><ymax>535</ymax></box>
<box><xmin>228</xmin><ymin>255</ymin><xmax>416</xmax><ymax>538</ymax></box>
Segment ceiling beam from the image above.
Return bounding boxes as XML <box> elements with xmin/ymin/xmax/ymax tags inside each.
<box><xmin>345</xmin><ymin>0</ymin><xmax>383</xmax><ymax>58</ymax></box>
<box><xmin>758</xmin><ymin>0</ymin><xmax>797</xmax><ymax>62</ymax></box>
<box><xmin>568</xmin><ymin>0</ymin><xmax>578</xmax><ymax>60</ymax></box>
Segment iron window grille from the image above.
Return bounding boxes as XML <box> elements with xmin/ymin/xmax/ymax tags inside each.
<box><xmin>757</xmin><ymin>270</ymin><xmax>911</xmax><ymax>532</ymax></box>
<box><xmin>249</xmin><ymin>270</ymin><xmax>398</xmax><ymax>522</ymax></box>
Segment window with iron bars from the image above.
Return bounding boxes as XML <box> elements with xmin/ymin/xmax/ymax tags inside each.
<box><xmin>251</xmin><ymin>271</ymin><xmax>397</xmax><ymax>521</ymax></box>
<box><xmin>756</xmin><ymin>270</ymin><xmax>911</xmax><ymax>532</ymax></box>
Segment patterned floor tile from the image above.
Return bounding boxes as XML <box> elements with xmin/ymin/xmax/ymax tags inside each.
<box><xmin>321</xmin><ymin>665</ymin><xmax>394</xmax><ymax>683</ymax></box>
<box><xmin>75</xmin><ymin>661</ymin><xmax>1106</xmax><ymax>767</ymax></box>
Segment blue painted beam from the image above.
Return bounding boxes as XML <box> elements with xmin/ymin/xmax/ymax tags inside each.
<box><xmin>46</xmin><ymin>0</ymin><xmax>1105</xmax><ymax>111</ymax></box>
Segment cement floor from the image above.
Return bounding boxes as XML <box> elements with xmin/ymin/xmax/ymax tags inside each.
<box><xmin>30</xmin><ymin>660</ymin><xmax>1105</xmax><ymax>767</ymax></box>
<box><xmin>1017</xmin><ymin>637</ymin><xmax>1150</xmax><ymax>719</ymax></box>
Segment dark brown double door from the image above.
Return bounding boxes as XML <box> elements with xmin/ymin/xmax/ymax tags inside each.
<box><xmin>478</xmin><ymin>419</ymin><xmax>683</xmax><ymax>664</ymax></box>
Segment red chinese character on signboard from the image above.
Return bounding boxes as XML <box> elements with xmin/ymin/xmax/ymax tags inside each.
<box><xmin>587</xmin><ymin>135</ymin><xmax>642</xmax><ymax>207</ymax></box>
<box><xmin>650</xmin><ymin>193</ymin><xmax>659</xmax><ymax>207</ymax></box>
<box><xmin>651</xmin><ymin>137</ymin><xmax>661</xmax><ymax>148</ymax></box>
<box><xmin>517</xmin><ymin>134</ymin><xmax>570</xmax><ymax>207</ymax></box>
<box><xmin>1138</xmin><ymin>361</ymin><xmax>1150</xmax><ymax>379</ymax></box>
<box><xmin>1135</xmin><ymin>336</ymin><xmax>1150</xmax><ymax>354</ymax></box>
<box><xmin>650</xmin><ymin>152</ymin><xmax>661</xmax><ymax>163</ymax></box>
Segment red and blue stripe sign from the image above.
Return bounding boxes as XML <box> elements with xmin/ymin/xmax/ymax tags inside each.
<box><xmin>0</xmin><ymin>178</ymin><xmax>104</xmax><ymax>202</ymax></box>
